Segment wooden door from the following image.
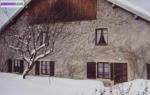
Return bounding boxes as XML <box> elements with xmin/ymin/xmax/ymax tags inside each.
<box><xmin>114</xmin><ymin>63</ymin><xmax>127</xmax><ymax>84</ymax></box>
<box><xmin>87</xmin><ymin>62</ymin><xmax>96</xmax><ymax>79</ymax></box>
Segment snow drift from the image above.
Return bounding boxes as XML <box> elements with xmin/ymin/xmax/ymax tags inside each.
<box><xmin>0</xmin><ymin>73</ymin><xmax>150</xmax><ymax>95</ymax></box>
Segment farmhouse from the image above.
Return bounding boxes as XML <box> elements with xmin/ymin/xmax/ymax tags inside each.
<box><xmin>0</xmin><ymin>0</ymin><xmax>150</xmax><ymax>85</ymax></box>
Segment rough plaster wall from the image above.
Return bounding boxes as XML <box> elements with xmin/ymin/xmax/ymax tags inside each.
<box><xmin>1</xmin><ymin>0</ymin><xmax>150</xmax><ymax>80</ymax></box>
<box><xmin>45</xmin><ymin>0</ymin><xmax>150</xmax><ymax>80</ymax></box>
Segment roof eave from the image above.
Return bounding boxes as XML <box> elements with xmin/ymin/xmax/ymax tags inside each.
<box><xmin>0</xmin><ymin>0</ymin><xmax>31</xmax><ymax>32</ymax></box>
<box><xmin>106</xmin><ymin>0</ymin><xmax>150</xmax><ymax>22</ymax></box>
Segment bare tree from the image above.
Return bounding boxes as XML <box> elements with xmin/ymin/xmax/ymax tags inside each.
<box><xmin>118</xmin><ymin>42</ymin><xmax>150</xmax><ymax>79</ymax></box>
<box><xmin>6</xmin><ymin>23</ymin><xmax>70</xmax><ymax>79</ymax></box>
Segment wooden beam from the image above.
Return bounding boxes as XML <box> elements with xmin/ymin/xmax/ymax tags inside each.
<box><xmin>112</xmin><ymin>4</ymin><xmax>116</xmax><ymax>8</ymax></box>
<box><xmin>134</xmin><ymin>15</ymin><xmax>139</xmax><ymax>20</ymax></box>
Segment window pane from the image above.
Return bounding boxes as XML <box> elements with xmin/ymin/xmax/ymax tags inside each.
<box><xmin>98</xmin><ymin>63</ymin><xmax>103</xmax><ymax>72</ymax></box>
<box><xmin>18</xmin><ymin>63</ymin><xmax>20</xmax><ymax>67</ymax></box>
<box><xmin>104</xmin><ymin>63</ymin><xmax>110</xmax><ymax>78</ymax></box>
<box><xmin>98</xmin><ymin>63</ymin><xmax>103</xmax><ymax>78</ymax></box>
<box><xmin>104</xmin><ymin>63</ymin><xmax>110</xmax><ymax>68</ymax></box>
<box><xmin>105</xmin><ymin>68</ymin><xmax>110</xmax><ymax>72</ymax></box>
<box><xmin>40</xmin><ymin>61</ymin><xmax>51</xmax><ymax>75</ymax></box>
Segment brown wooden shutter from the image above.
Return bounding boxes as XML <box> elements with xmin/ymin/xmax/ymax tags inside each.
<box><xmin>35</xmin><ymin>61</ymin><xmax>40</xmax><ymax>75</ymax></box>
<box><xmin>7</xmin><ymin>59</ymin><xmax>12</xmax><ymax>73</ymax></box>
<box><xmin>111</xmin><ymin>63</ymin><xmax>114</xmax><ymax>80</ymax></box>
<box><xmin>50</xmin><ymin>61</ymin><xmax>55</xmax><ymax>76</ymax></box>
<box><xmin>20</xmin><ymin>60</ymin><xmax>24</xmax><ymax>73</ymax></box>
<box><xmin>87</xmin><ymin>62</ymin><xmax>96</xmax><ymax>79</ymax></box>
<box><xmin>114</xmin><ymin>63</ymin><xmax>127</xmax><ymax>84</ymax></box>
<box><xmin>147</xmin><ymin>64</ymin><xmax>150</xmax><ymax>79</ymax></box>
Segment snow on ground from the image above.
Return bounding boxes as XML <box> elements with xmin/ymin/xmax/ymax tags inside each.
<box><xmin>0</xmin><ymin>73</ymin><xmax>104</xmax><ymax>95</ymax></box>
<box><xmin>0</xmin><ymin>73</ymin><xmax>150</xmax><ymax>95</ymax></box>
<box><xmin>111</xmin><ymin>79</ymin><xmax>150</xmax><ymax>95</ymax></box>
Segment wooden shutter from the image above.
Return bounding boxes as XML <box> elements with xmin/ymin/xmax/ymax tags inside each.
<box><xmin>35</xmin><ymin>61</ymin><xmax>40</xmax><ymax>75</ymax></box>
<box><xmin>50</xmin><ymin>61</ymin><xmax>55</xmax><ymax>76</ymax></box>
<box><xmin>87</xmin><ymin>62</ymin><xmax>96</xmax><ymax>79</ymax></box>
<box><xmin>7</xmin><ymin>59</ymin><xmax>12</xmax><ymax>72</ymax></box>
<box><xmin>147</xmin><ymin>64</ymin><xmax>150</xmax><ymax>79</ymax></box>
<box><xmin>114</xmin><ymin>63</ymin><xmax>127</xmax><ymax>84</ymax></box>
<box><xmin>20</xmin><ymin>60</ymin><xmax>24</xmax><ymax>73</ymax></box>
<box><xmin>111</xmin><ymin>63</ymin><xmax>114</xmax><ymax>80</ymax></box>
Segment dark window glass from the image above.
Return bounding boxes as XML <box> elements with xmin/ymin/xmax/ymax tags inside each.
<box><xmin>14</xmin><ymin>60</ymin><xmax>23</xmax><ymax>73</ymax></box>
<box><xmin>95</xmin><ymin>28</ymin><xmax>108</xmax><ymax>46</ymax></box>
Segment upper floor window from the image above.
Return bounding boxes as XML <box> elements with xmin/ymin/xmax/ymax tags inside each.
<box><xmin>40</xmin><ymin>32</ymin><xmax>49</xmax><ymax>45</ymax></box>
<box><xmin>95</xmin><ymin>28</ymin><xmax>108</xmax><ymax>46</ymax></box>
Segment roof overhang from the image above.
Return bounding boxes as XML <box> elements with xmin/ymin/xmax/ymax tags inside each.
<box><xmin>106</xmin><ymin>0</ymin><xmax>150</xmax><ymax>22</ymax></box>
<box><xmin>0</xmin><ymin>0</ymin><xmax>31</xmax><ymax>32</ymax></box>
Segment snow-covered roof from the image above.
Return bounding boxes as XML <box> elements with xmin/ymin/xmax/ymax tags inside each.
<box><xmin>106</xmin><ymin>0</ymin><xmax>150</xmax><ymax>22</ymax></box>
<box><xmin>0</xmin><ymin>0</ymin><xmax>31</xmax><ymax>32</ymax></box>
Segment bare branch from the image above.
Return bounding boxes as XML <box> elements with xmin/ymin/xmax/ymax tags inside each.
<box><xmin>31</xmin><ymin>44</ymin><xmax>46</xmax><ymax>55</ymax></box>
<box><xmin>9</xmin><ymin>45</ymin><xmax>20</xmax><ymax>51</ymax></box>
<box><xmin>34</xmin><ymin>49</ymin><xmax>52</xmax><ymax>61</ymax></box>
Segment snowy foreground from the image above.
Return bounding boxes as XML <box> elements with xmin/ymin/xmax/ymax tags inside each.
<box><xmin>0</xmin><ymin>73</ymin><xmax>150</xmax><ymax>95</ymax></box>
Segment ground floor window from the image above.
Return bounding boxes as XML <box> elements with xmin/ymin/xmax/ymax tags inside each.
<box><xmin>97</xmin><ymin>62</ymin><xmax>111</xmax><ymax>79</ymax></box>
<box><xmin>41</xmin><ymin>61</ymin><xmax>50</xmax><ymax>75</ymax></box>
<box><xmin>87</xmin><ymin>62</ymin><xmax>127</xmax><ymax>84</ymax></box>
<box><xmin>13</xmin><ymin>59</ymin><xmax>24</xmax><ymax>73</ymax></box>
<box><xmin>39</xmin><ymin>61</ymin><xmax>55</xmax><ymax>76</ymax></box>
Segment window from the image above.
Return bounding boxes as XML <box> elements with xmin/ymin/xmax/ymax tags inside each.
<box><xmin>41</xmin><ymin>61</ymin><xmax>50</xmax><ymax>75</ymax></box>
<box><xmin>14</xmin><ymin>59</ymin><xmax>24</xmax><ymax>73</ymax></box>
<box><xmin>40</xmin><ymin>32</ymin><xmax>49</xmax><ymax>45</ymax></box>
<box><xmin>95</xmin><ymin>28</ymin><xmax>108</xmax><ymax>46</ymax></box>
<box><xmin>36</xmin><ymin>61</ymin><xmax>55</xmax><ymax>76</ymax></box>
<box><xmin>97</xmin><ymin>62</ymin><xmax>111</xmax><ymax>79</ymax></box>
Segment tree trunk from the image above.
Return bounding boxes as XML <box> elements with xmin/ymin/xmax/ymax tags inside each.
<box><xmin>23</xmin><ymin>68</ymin><xmax>30</xmax><ymax>79</ymax></box>
<box><xmin>22</xmin><ymin>62</ymin><xmax>35</xmax><ymax>79</ymax></box>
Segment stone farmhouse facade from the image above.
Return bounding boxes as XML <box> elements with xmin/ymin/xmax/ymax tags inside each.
<box><xmin>1</xmin><ymin>0</ymin><xmax>150</xmax><ymax>85</ymax></box>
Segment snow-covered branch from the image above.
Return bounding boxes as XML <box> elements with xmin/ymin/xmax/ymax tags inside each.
<box><xmin>31</xmin><ymin>44</ymin><xmax>46</xmax><ymax>55</ymax></box>
<box><xmin>34</xmin><ymin>49</ymin><xmax>52</xmax><ymax>61</ymax></box>
<box><xmin>9</xmin><ymin>45</ymin><xmax>20</xmax><ymax>51</ymax></box>
<box><xmin>7</xmin><ymin>23</ymin><xmax>68</xmax><ymax>79</ymax></box>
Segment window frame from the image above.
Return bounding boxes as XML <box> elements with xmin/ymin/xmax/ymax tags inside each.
<box><xmin>40</xmin><ymin>61</ymin><xmax>50</xmax><ymax>75</ymax></box>
<box><xmin>97</xmin><ymin>62</ymin><xmax>111</xmax><ymax>79</ymax></box>
<box><xmin>95</xmin><ymin>28</ymin><xmax>108</xmax><ymax>46</ymax></box>
<box><xmin>40</xmin><ymin>32</ymin><xmax>49</xmax><ymax>45</ymax></box>
<box><xmin>13</xmin><ymin>59</ymin><xmax>23</xmax><ymax>73</ymax></box>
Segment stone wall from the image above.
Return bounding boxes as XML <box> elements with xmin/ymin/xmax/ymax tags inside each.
<box><xmin>1</xmin><ymin>0</ymin><xmax>150</xmax><ymax>82</ymax></box>
<box><xmin>46</xmin><ymin>0</ymin><xmax>150</xmax><ymax>80</ymax></box>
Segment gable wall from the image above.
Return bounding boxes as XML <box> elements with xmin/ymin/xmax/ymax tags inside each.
<box><xmin>47</xmin><ymin>0</ymin><xmax>150</xmax><ymax>80</ymax></box>
<box><xmin>1</xmin><ymin>0</ymin><xmax>150</xmax><ymax>82</ymax></box>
